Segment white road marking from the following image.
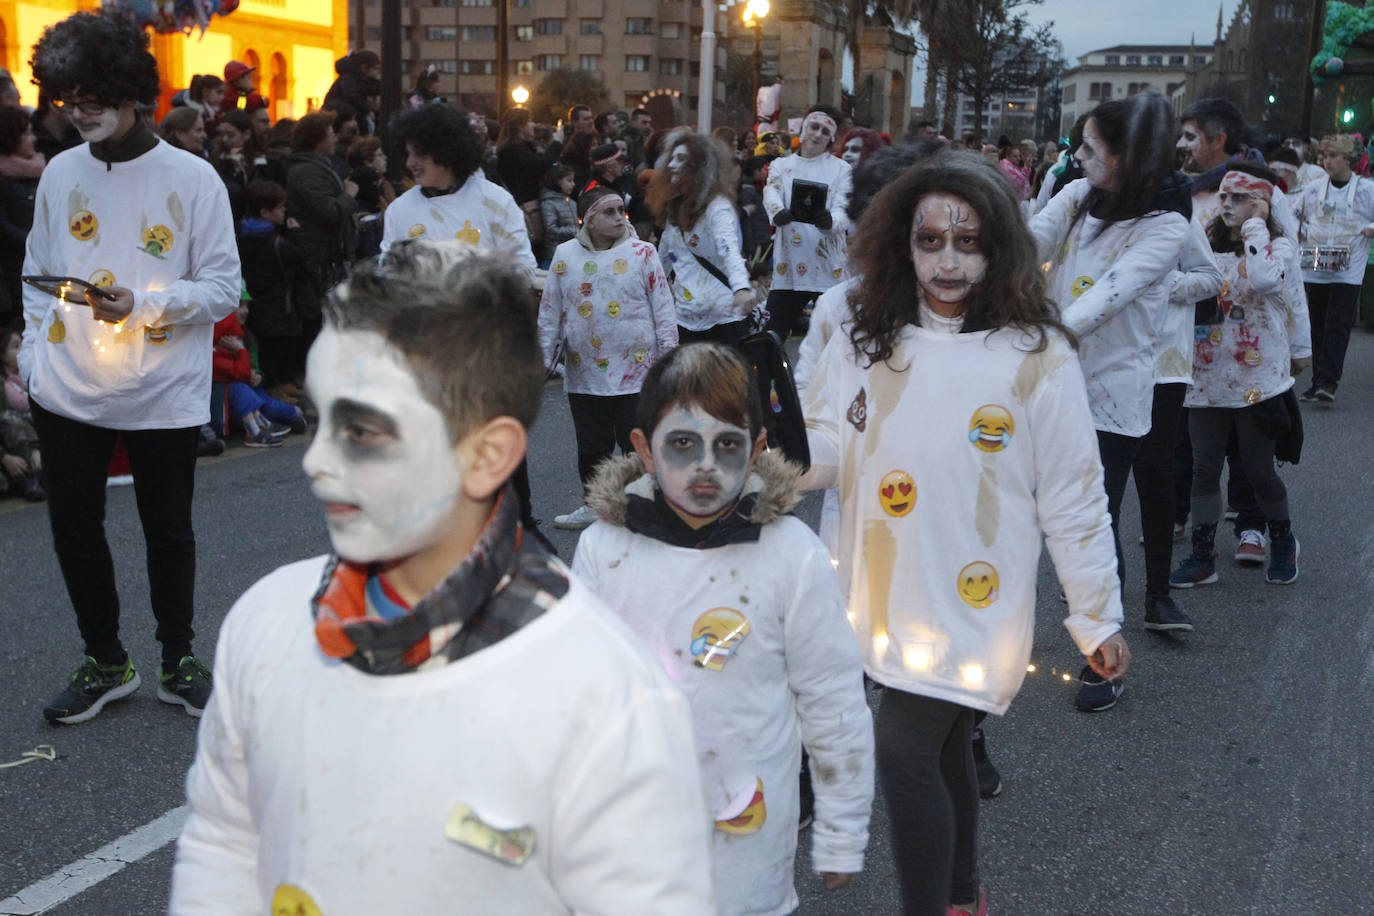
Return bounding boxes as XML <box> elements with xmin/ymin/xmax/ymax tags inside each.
<box><xmin>0</xmin><ymin>806</ymin><xmax>187</xmax><ymax>915</ymax></box>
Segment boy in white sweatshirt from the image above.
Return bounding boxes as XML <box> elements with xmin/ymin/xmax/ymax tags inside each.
<box><xmin>574</xmin><ymin>342</ymin><xmax>874</xmax><ymax>916</ymax></box>
<box><xmin>170</xmin><ymin>243</ymin><xmax>714</xmax><ymax>915</ymax></box>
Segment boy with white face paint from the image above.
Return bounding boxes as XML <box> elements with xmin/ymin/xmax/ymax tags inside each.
<box><xmin>574</xmin><ymin>342</ymin><xmax>874</xmax><ymax>916</ymax></box>
<box><xmin>172</xmin><ymin>243</ymin><xmax>715</xmax><ymax>915</ymax></box>
<box><xmin>763</xmin><ymin>105</ymin><xmax>853</xmax><ymax>339</ymax></box>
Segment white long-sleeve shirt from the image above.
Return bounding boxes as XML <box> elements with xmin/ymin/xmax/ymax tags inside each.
<box><xmin>1158</xmin><ymin>219</ymin><xmax>1224</xmax><ymax>385</ymax></box>
<box><xmin>1029</xmin><ymin>178</ymin><xmax>1191</xmax><ymax>437</ymax></box>
<box><xmin>801</xmin><ymin>321</ymin><xmax>1124</xmax><ymax>714</ymax></box>
<box><xmin>381</xmin><ymin>174</ymin><xmax>536</xmax><ymax>281</ymax></box>
<box><xmin>538</xmin><ymin>226</ymin><xmax>677</xmax><ymax>395</ymax></box>
<box><xmin>170</xmin><ymin>557</ymin><xmax>715</xmax><ymax>916</ymax></box>
<box><xmin>573</xmin><ymin>509</ymin><xmax>873</xmax><ymax>916</ymax></box>
<box><xmin>763</xmin><ymin>153</ymin><xmax>852</xmax><ymax>293</ymax></box>
<box><xmin>18</xmin><ymin>140</ymin><xmax>240</xmax><ymax>429</ymax></box>
<box><xmin>1291</xmin><ymin>174</ymin><xmax>1374</xmax><ymax>285</ymax></box>
<box><xmin>795</xmin><ymin>276</ymin><xmax>858</xmax><ymax>396</ymax></box>
<box><xmin>1187</xmin><ymin>219</ymin><xmax>1308</xmax><ymax>408</ymax></box>
<box><xmin>657</xmin><ymin>195</ymin><xmax>751</xmax><ymax>331</ymax></box>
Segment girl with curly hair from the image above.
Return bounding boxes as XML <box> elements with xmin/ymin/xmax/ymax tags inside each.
<box><xmin>648</xmin><ymin>129</ymin><xmax>755</xmax><ymax>345</ymax></box>
<box><xmin>802</xmin><ymin>150</ymin><xmax>1130</xmax><ymax>915</ymax></box>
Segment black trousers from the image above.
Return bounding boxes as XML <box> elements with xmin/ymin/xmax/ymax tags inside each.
<box><xmin>678</xmin><ymin>319</ymin><xmax>749</xmax><ymax>348</ymax></box>
<box><xmin>1174</xmin><ymin>414</ymin><xmax>1266</xmax><ymax>536</ymax></box>
<box><xmin>30</xmin><ymin>399</ymin><xmax>200</xmax><ymax>667</ymax></box>
<box><xmin>1096</xmin><ymin>430</ymin><xmax>1143</xmax><ymax>592</ymax></box>
<box><xmin>876</xmin><ymin>688</ymin><xmax>979</xmax><ymax>915</ymax></box>
<box><xmin>1305</xmin><ymin>281</ymin><xmax>1359</xmax><ymax>391</ymax></box>
<box><xmin>764</xmin><ymin>289</ymin><xmax>819</xmax><ymax>341</ymax></box>
<box><xmin>566</xmin><ymin>392</ymin><xmax>639</xmax><ymax>489</ymax></box>
<box><xmin>1132</xmin><ymin>384</ymin><xmax>1186</xmax><ymax>598</ymax></box>
<box><xmin>255</xmin><ymin>334</ymin><xmax>300</xmax><ymax>389</ymax></box>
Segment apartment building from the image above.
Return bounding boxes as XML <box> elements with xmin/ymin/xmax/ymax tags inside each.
<box><xmin>1059</xmin><ymin>44</ymin><xmax>1211</xmax><ymax>137</ymax></box>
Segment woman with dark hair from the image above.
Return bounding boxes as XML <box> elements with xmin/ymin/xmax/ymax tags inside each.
<box><xmin>559</xmin><ymin>129</ymin><xmax>597</xmax><ymax>193</ymax></box>
<box><xmin>408</xmin><ymin>64</ymin><xmax>441</xmax><ymax>109</ymax></box>
<box><xmin>0</xmin><ymin>106</ymin><xmax>44</xmax><ymax>327</ymax></box>
<box><xmin>997</xmin><ymin>140</ymin><xmax>1029</xmax><ymax>200</ymax></box>
<box><xmin>1171</xmin><ymin>162</ymin><xmax>1308</xmax><ymax>588</ymax></box>
<box><xmin>380</xmin><ymin>104</ymin><xmax>534</xmax><ymax>278</ymax></box>
<box><xmin>286</xmin><ymin>109</ymin><xmax>359</xmax><ymax>327</ymax></box>
<box><xmin>801</xmin><ymin>150</ymin><xmax>1129</xmax><ymax>916</ymax></box>
<box><xmin>1028</xmin><ymin>91</ymin><xmax>1192</xmax><ymax>709</ymax></box>
<box><xmin>496</xmin><ymin>107</ymin><xmax>562</xmax><ymax>252</ymax></box>
<box><xmin>212</xmin><ymin>109</ymin><xmax>255</xmax><ymax>225</ymax></box>
<box><xmin>188</xmin><ymin>74</ymin><xmax>225</xmax><ymax>126</ymax></box>
<box><xmin>648</xmin><ymin>129</ymin><xmax>755</xmax><ymax>345</ymax></box>
<box><xmin>158</xmin><ymin>106</ymin><xmax>206</xmax><ymax>156</ymax></box>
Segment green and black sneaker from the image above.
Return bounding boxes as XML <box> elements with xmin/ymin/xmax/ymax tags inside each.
<box><xmin>158</xmin><ymin>656</ymin><xmax>213</xmax><ymax>718</ymax></box>
<box><xmin>44</xmin><ymin>656</ymin><xmax>141</xmax><ymax>725</ymax></box>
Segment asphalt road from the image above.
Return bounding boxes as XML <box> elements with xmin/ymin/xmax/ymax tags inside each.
<box><xmin>2</xmin><ymin>331</ymin><xmax>1372</xmax><ymax>915</ymax></box>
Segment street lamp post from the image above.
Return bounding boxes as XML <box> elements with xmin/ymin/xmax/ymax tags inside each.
<box><xmin>743</xmin><ymin>0</ymin><xmax>770</xmax><ymax>128</ymax></box>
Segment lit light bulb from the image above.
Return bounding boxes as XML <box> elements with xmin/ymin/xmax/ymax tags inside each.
<box><xmin>1026</xmin><ymin>663</ymin><xmax>1036</xmax><ymax>673</ymax></box>
<box><xmin>873</xmin><ymin>633</ymin><xmax>889</xmax><ymax>653</ymax></box>
<box><xmin>846</xmin><ymin>610</ymin><xmax>856</xmax><ymax>623</ymax></box>
<box><xmin>903</xmin><ymin>644</ymin><xmax>932</xmax><ymax>671</ymax></box>
<box><xmin>961</xmin><ymin>664</ymin><xmax>985</xmax><ymax>686</ymax></box>
<box><xmin>1061</xmin><ymin>672</ymin><xmax>1072</xmax><ymax>682</ymax></box>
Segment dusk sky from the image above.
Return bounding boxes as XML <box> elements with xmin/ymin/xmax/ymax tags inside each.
<box><xmin>1028</xmin><ymin>0</ymin><xmax>1241</xmax><ymax>61</ymax></box>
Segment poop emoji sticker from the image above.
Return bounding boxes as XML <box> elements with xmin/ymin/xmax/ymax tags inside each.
<box><xmin>69</xmin><ymin>210</ymin><xmax>98</xmax><ymax>241</ymax></box>
<box><xmin>690</xmin><ymin>607</ymin><xmax>751</xmax><ymax>670</ymax></box>
<box><xmin>968</xmin><ymin>405</ymin><xmax>1014</xmax><ymax>453</ymax></box>
<box><xmin>847</xmin><ymin>388</ymin><xmax>867</xmax><ymax>432</ymax></box>
<box><xmin>957</xmin><ymin>561</ymin><xmax>999</xmax><ymax>608</ymax></box>
<box><xmin>878</xmin><ymin>470</ymin><xmax>915</xmax><ymax>517</ymax></box>
<box><xmin>1070</xmin><ymin>276</ymin><xmax>1094</xmax><ymax>299</ymax></box>
<box><xmin>138</xmin><ymin>224</ymin><xmax>174</xmax><ymax>259</ymax></box>
<box><xmin>715</xmin><ymin>778</ymin><xmax>767</xmax><ymax>835</ymax></box>
<box><xmin>271</xmin><ymin>884</ymin><xmax>322</xmax><ymax>916</ymax></box>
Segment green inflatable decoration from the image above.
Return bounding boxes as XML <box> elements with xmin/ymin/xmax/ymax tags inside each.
<box><xmin>1312</xmin><ymin>1</ymin><xmax>1374</xmax><ymax>83</ymax></box>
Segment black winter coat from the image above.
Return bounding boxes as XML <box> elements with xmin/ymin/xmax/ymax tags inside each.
<box><xmin>238</xmin><ymin>222</ymin><xmax>306</xmax><ymax>339</ymax></box>
<box><xmin>286</xmin><ymin>150</ymin><xmax>358</xmax><ymax>276</ymax></box>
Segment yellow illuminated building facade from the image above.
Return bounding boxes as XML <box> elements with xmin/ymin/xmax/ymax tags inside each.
<box><xmin>0</xmin><ymin>0</ymin><xmax>348</xmax><ymax>120</ymax></box>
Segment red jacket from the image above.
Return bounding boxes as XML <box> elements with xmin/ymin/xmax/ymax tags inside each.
<box><xmin>212</xmin><ymin>314</ymin><xmax>253</xmax><ymax>383</ymax></box>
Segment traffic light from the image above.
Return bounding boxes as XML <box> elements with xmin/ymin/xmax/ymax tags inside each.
<box><xmin>1267</xmin><ymin>94</ymin><xmax>1276</xmax><ymax>104</ymax></box>
<box><xmin>1342</xmin><ymin>108</ymin><xmax>1356</xmax><ymax>124</ymax></box>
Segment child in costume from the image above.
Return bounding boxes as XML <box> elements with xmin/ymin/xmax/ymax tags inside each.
<box><xmin>171</xmin><ymin>243</ymin><xmax>715</xmax><ymax>915</ymax></box>
<box><xmin>538</xmin><ymin>187</ymin><xmax>677</xmax><ymax>530</ymax></box>
<box><xmin>801</xmin><ymin>151</ymin><xmax>1130</xmax><ymax>915</ymax></box>
<box><xmin>574</xmin><ymin>342</ymin><xmax>874</xmax><ymax>916</ymax></box>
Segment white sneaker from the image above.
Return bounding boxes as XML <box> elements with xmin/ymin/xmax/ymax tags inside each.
<box><xmin>553</xmin><ymin>505</ymin><xmax>598</xmax><ymax>530</ymax></box>
<box><xmin>1234</xmin><ymin>529</ymin><xmax>1268</xmax><ymax>565</ymax></box>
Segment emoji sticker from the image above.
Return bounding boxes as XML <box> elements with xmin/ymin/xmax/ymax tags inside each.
<box><xmin>968</xmin><ymin>404</ymin><xmax>1014</xmax><ymax>453</ymax></box>
<box><xmin>1209</xmin><ymin>327</ymin><xmax>1224</xmax><ymax>345</ymax></box>
<box><xmin>1070</xmin><ymin>276</ymin><xmax>1094</xmax><ymax>299</ymax></box>
<box><xmin>590</xmin><ymin>335</ymin><xmax>602</xmax><ymax>349</ymax></box>
<box><xmin>1242</xmin><ymin>348</ymin><xmax>1262</xmax><ymax>367</ymax></box>
<box><xmin>1244</xmin><ymin>387</ymin><xmax>1262</xmax><ymax>404</ymax></box>
<box><xmin>271</xmin><ymin>884</ymin><xmax>322</xmax><ymax>916</ymax></box>
<box><xmin>577</xmin><ymin>302</ymin><xmax>593</xmax><ymax>318</ymax></box>
<box><xmin>583</xmin><ymin>260</ymin><xmax>598</xmax><ymax>276</ymax></box>
<box><xmin>847</xmin><ymin>387</ymin><xmax>867</xmax><ymax>431</ymax></box>
<box><xmin>569</xmin><ymin>352</ymin><xmax>582</xmax><ymax>368</ymax></box>
<box><xmin>607</xmin><ymin>301</ymin><xmax>621</xmax><ymax>317</ymax></box>
<box><xmin>88</xmin><ymin>269</ymin><xmax>116</xmax><ymax>288</ymax></box>
<box><xmin>776</xmin><ymin>262</ymin><xmax>789</xmax><ymax>276</ymax></box>
<box><xmin>138</xmin><ymin>224</ymin><xmax>174</xmax><ymax>259</ymax></box>
<box><xmin>688</xmin><ymin>233</ymin><xmax>700</xmax><ymax>248</ymax></box>
<box><xmin>1228</xmin><ymin>305</ymin><xmax>1246</xmax><ymax>322</ymax></box>
<box><xmin>456</xmin><ymin>220</ymin><xmax>481</xmax><ymax>244</ymax></box>
<box><xmin>878</xmin><ymin>470</ymin><xmax>915</xmax><ymax>517</ymax></box>
<box><xmin>832</xmin><ymin>267</ymin><xmax>844</xmax><ymax>278</ymax></box>
<box><xmin>632</xmin><ymin>347</ymin><xmax>648</xmax><ymax>363</ymax></box>
<box><xmin>407</xmin><ymin>223</ymin><xmax>428</xmax><ymax>238</ymax></box>
<box><xmin>790</xmin><ymin>230</ymin><xmax>802</xmax><ymax>245</ymax></box>
<box><xmin>957</xmin><ymin>561</ymin><xmax>999</xmax><ymax>608</ymax></box>
<box><xmin>69</xmin><ymin>210</ymin><xmax>98</xmax><ymax>241</ymax></box>
<box><xmin>47</xmin><ymin>316</ymin><xmax>66</xmax><ymax>344</ymax></box>
<box><xmin>553</xmin><ymin>260</ymin><xmax>567</xmax><ymax>275</ymax></box>
<box><xmin>613</xmin><ymin>258</ymin><xmax>628</xmax><ymax>274</ymax></box>
<box><xmin>145</xmin><ymin>327</ymin><xmax>171</xmax><ymax>345</ymax></box>
<box><xmin>579</xmin><ymin>281</ymin><xmax>593</xmax><ymax>298</ymax></box>
<box><xmin>796</xmin><ymin>263</ymin><xmax>808</xmax><ymax>276</ymax></box>
<box><xmin>690</xmin><ymin>607</ymin><xmax>752</xmax><ymax>670</ymax></box>
<box><xmin>595</xmin><ymin>357</ymin><xmax>609</xmax><ymax>371</ymax></box>
<box><xmin>714</xmin><ymin>778</ymin><xmax>766</xmax><ymax>835</ymax></box>
<box><xmin>682</xmin><ymin>288</ymin><xmax>693</xmax><ymax>301</ymax></box>
<box><xmin>444</xmin><ymin>801</ymin><xmax>536</xmax><ymax>866</ymax></box>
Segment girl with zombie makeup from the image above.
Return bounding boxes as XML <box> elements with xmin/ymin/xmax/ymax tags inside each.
<box><xmin>538</xmin><ymin>187</ymin><xmax>677</xmax><ymax>530</ymax></box>
<box><xmin>574</xmin><ymin>342</ymin><xmax>874</xmax><ymax>916</ymax></box>
<box><xmin>764</xmin><ymin>106</ymin><xmax>853</xmax><ymax>339</ymax></box>
<box><xmin>1028</xmin><ymin>91</ymin><xmax>1192</xmax><ymax>711</ymax></box>
<box><xmin>649</xmin><ymin>130</ymin><xmax>756</xmax><ymax>346</ymax></box>
<box><xmin>836</xmin><ymin>127</ymin><xmax>882</xmax><ymax>170</ymax></box>
<box><xmin>802</xmin><ymin>151</ymin><xmax>1129</xmax><ymax>915</ymax></box>
<box><xmin>1171</xmin><ymin>163</ymin><xmax>1309</xmax><ymax>588</ymax></box>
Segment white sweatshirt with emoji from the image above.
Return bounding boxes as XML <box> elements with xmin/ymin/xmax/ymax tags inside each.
<box><xmin>380</xmin><ymin>173</ymin><xmax>536</xmax><ymax>281</ymax></box>
<box><xmin>170</xmin><ymin>556</ymin><xmax>714</xmax><ymax>916</ymax></box>
<box><xmin>801</xmin><ymin>315</ymin><xmax>1125</xmax><ymax>715</ymax></box>
<box><xmin>763</xmin><ymin>153</ymin><xmax>852</xmax><ymax>294</ymax></box>
<box><xmin>19</xmin><ymin>139</ymin><xmax>240</xmax><ymax>429</ymax></box>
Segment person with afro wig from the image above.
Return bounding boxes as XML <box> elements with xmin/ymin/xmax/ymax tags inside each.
<box><xmin>20</xmin><ymin>8</ymin><xmax>240</xmax><ymax>725</ymax></box>
<box><xmin>380</xmin><ymin>103</ymin><xmax>535</xmax><ymax>279</ymax></box>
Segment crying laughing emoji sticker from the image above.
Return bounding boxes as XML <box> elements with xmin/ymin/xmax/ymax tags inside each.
<box><xmin>968</xmin><ymin>405</ymin><xmax>1014</xmax><ymax>453</ymax></box>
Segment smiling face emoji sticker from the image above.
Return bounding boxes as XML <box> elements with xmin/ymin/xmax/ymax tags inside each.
<box><xmin>690</xmin><ymin>607</ymin><xmax>751</xmax><ymax>670</ymax></box>
<box><xmin>69</xmin><ymin>210</ymin><xmax>98</xmax><ymax>241</ymax></box>
<box><xmin>878</xmin><ymin>470</ymin><xmax>915</xmax><ymax>517</ymax></box>
<box><xmin>957</xmin><ymin>561</ymin><xmax>999</xmax><ymax>608</ymax></box>
<box><xmin>714</xmin><ymin>778</ymin><xmax>766</xmax><ymax>835</ymax></box>
<box><xmin>968</xmin><ymin>404</ymin><xmax>1014</xmax><ymax>453</ymax></box>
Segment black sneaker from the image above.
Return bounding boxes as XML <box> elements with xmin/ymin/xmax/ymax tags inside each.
<box><xmin>1314</xmin><ymin>387</ymin><xmax>1335</xmax><ymax>404</ymax></box>
<box><xmin>1074</xmin><ymin>665</ymin><xmax>1123</xmax><ymax>712</ymax></box>
<box><xmin>1298</xmin><ymin>386</ymin><xmax>1319</xmax><ymax>402</ymax></box>
<box><xmin>971</xmin><ymin>727</ymin><xmax>1002</xmax><ymax>798</ymax></box>
<box><xmin>1143</xmin><ymin>595</ymin><xmax>1195</xmax><ymax>632</ymax></box>
<box><xmin>158</xmin><ymin>656</ymin><xmax>213</xmax><ymax>717</ymax></box>
<box><xmin>44</xmin><ymin>656</ymin><xmax>141</xmax><ymax>724</ymax></box>
<box><xmin>1266</xmin><ymin>533</ymin><xmax>1300</xmax><ymax>585</ymax></box>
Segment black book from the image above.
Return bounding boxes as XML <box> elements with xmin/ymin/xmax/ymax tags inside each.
<box><xmin>789</xmin><ymin>178</ymin><xmax>829</xmax><ymax>225</ymax></box>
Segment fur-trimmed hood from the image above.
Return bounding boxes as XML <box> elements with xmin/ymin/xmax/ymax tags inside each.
<box><xmin>585</xmin><ymin>448</ymin><xmax>803</xmax><ymax>529</ymax></box>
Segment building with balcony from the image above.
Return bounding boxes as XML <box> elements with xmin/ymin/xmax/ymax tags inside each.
<box><xmin>1059</xmin><ymin>44</ymin><xmax>1209</xmax><ymax>137</ymax></box>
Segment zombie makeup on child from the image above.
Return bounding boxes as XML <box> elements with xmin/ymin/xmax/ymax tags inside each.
<box><xmin>840</xmin><ymin>138</ymin><xmax>864</xmax><ymax>167</ymax></box>
<box><xmin>650</xmin><ymin>405</ymin><xmax>753</xmax><ymax>520</ymax></box>
<box><xmin>303</xmin><ymin>326</ymin><xmax>463</xmax><ymax>562</ymax></box>
<box><xmin>583</xmin><ymin>194</ymin><xmax>627</xmax><ymax>248</ymax></box>
<box><xmin>666</xmin><ymin>144</ymin><xmax>690</xmax><ymax>180</ymax></box>
<box><xmin>799</xmin><ymin>113</ymin><xmax>836</xmax><ymax>158</ymax></box>
<box><xmin>910</xmin><ymin>192</ymin><xmax>987</xmax><ymax>314</ymax></box>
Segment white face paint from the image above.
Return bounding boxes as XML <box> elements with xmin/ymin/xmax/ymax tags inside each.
<box><xmin>667</xmin><ymin>145</ymin><xmax>690</xmax><ymax>180</ymax></box>
<box><xmin>1176</xmin><ymin>121</ymin><xmax>1206</xmax><ymax>171</ymax></box>
<box><xmin>72</xmin><ymin>107</ymin><xmax>121</xmax><ymax>143</ymax></box>
<box><xmin>1216</xmin><ymin>189</ymin><xmax>1262</xmax><ymax>229</ymax></box>
<box><xmin>302</xmin><ymin>326</ymin><xmax>463</xmax><ymax>563</ymax></box>
<box><xmin>910</xmin><ymin>192</ymin><xmax>987</xmax><ymax>317</ymax></box>
<box><xmin>841</xmin><ymin>138</ymin><xmax>864</xmax><ymax>166</ymax></box>
<box><xmin>650</xmin><ymin>405</ymin><xmax>754</xmax><ymax>521</ymax></box>
<box><xmin>799</xmin><ymin>115</ymin><xmax>834</xmax><ymax>157</ymax></box>
<box><xmin>1077</xmin><ymin>119</ymin><xmax>1120</xmax><ymax>191</ymax></box>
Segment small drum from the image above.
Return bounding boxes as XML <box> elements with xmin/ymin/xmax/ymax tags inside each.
<box><xmin>1300</xmin><ymin>246</ymin><xmax>1351</xmax><ymax>272</ymax></box>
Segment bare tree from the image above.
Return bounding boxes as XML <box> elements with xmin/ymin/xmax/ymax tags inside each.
<box><xmin>942</xmin><ymin>0</ymin><xmax>1061</xmax><ymax>143</ymax></box>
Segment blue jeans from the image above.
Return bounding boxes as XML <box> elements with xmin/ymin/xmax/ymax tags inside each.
<box><xmin>225</xmin><ymin>381</ymin><xmax>297</xmax><ymax>427</ymax></box>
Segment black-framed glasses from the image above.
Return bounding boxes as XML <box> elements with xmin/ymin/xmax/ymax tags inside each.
<box><xmin>51</xmin><ymin>97</ymin><xmax>109</xmax><ymax>116</ymax></box>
